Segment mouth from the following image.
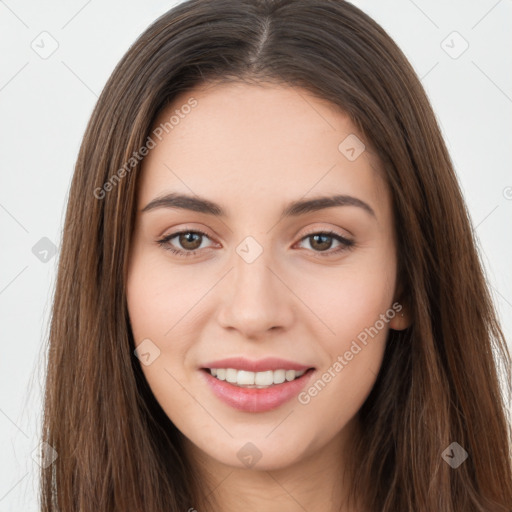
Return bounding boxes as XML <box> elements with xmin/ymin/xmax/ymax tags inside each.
<box><xmin>201</xmin><ymin>367</ymin><xmax>314</xmax><ymax>388</ymax></box>
<box><xmin>199</xmin><ymin>366</ymin><xmax>316</xmax><ymax>413</ymax></box>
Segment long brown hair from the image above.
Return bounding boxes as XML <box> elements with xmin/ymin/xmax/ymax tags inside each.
<box><xmin>40</xmin><ymin>0</ymin><xmax>512</xmax><ymax>510</ymax></box>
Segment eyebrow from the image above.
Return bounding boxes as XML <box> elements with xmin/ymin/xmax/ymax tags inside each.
<box><xmin>141</xmin><ymin>192</ymin><xmax>376</xmax><ymax>219</ymax></box>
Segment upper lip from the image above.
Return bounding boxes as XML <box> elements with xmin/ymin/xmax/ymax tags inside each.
<box><xmin>201</xmin><ymin>357</ymin><xmax>314</xmax><ymax>372</ymax></box>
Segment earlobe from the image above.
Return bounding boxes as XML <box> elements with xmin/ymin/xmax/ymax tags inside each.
<box><xmin>389</xmin><ymin>310</ymin><xmax>410</xmax><ymax>330</ymax></box>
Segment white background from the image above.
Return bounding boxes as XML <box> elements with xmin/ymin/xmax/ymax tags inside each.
<box><xmin>1</xmin><ymin>1</ymin><xmax>511</xmax><ymax>510</ymax></box>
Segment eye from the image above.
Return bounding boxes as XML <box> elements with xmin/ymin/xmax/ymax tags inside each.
<box><xmin>156</xmin><ymin>229</ymin><xmax>214</xmax><ymax>257</ymax></box>
<box><xmin>295</xmin><ymin>230</ymin><xmax>355</xmax><ymax>257</ymax></box>
<box><xmin>156</xmin><ymin>228</ymin><xmax>355</xmax><ymax>258</ymax></box>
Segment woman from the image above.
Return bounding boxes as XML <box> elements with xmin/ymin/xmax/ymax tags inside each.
<box><xmin>41</xmin><ymin>0</ymin><xmax>512</xmax><ymax>510</ymax></box>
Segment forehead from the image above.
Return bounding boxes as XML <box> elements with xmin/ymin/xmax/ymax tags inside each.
<box><xmin>138</xmin><ymin>82</ymin><xmax>390</xmax><ymax>221</ymax></box>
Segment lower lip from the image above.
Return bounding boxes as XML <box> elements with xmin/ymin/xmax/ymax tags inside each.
<box><xmin>200</xmin><ymin>368</ymin><xmax>315</xmax><ymax>413</ymax></box>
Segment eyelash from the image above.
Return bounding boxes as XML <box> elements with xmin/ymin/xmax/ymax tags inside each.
<box><xmin>156</xmin><ymin>228</ymin><xmax>355</xmax><ymax>258</ymax></box>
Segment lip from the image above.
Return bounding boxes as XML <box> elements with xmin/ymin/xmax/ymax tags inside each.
<box><xmin>199</xmin><ymin>367</ymin><xmax>316</xmax><ymax>413</ymax></box>
<box><xmin>200</xmin><ymin>356</ymin><xmax>313</xmax><ymax>372</ymax></box>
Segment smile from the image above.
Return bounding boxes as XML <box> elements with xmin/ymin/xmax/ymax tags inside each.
<box><xmin>200</xmin><ymin>367</ymin><xmax>316</xmax><ymax>412</ymax></box>
<box><xmin>207</xmin><ymin>368</ymin><xmax>307</xmax><ymax>388</ymax></box>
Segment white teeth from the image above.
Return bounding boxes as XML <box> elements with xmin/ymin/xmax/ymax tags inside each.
<box><xmin>237</xmin><ymin>370</ymin><xmax>255</xmax><ymax>385</ymax></box>
<box><xmin>225</xmin><ymin>368</ymin><xmax>237</xmax><ymax>383</ymax></box>
<box><xmin>273</xmin><ymin>369</ymin><xmax>286</xmax><ymax>384</ymax></box>
<box><xmin>285</xmin><ymin>370</ymin><xmax>296</xmax><ymax>381</ymax></box>
<box><xmin>208</xmin><ymin>368</ymin><xmax>307</xmax><ymax>387</ymax></box>
<box><xmin>255</xmin><ymin>370</ymin><xmax>273</xmax><ymax>386</ymax></box>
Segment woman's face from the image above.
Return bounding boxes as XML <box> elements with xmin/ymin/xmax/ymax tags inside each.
<box><xmin>126</xmin><ymin>82</ymin><xmax>406</xmax><ymax>472</ymax></box>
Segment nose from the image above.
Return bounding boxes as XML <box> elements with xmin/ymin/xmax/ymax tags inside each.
<box><xmin>215</xmin><ymin>244</ymin><xmax>295</xmax><ymax>339</ymax></box>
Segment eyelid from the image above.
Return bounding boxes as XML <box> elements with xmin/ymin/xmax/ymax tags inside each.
<box><xmin>297</xmin><ymin>224</ymin><xmax>353</xmax><ymax>241</ymax></box>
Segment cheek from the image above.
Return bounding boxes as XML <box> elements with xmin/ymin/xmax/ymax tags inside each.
<box><xmin>296</xmin><ymin>277</ymin><xmax>392</xmax><ymax>428</ymax></box>
<box><xmin>126</xmin><ymin>254</ymin><xmax>199</xmax><ymax>416</ymax></box>
<box><xmin>299</xmin><ymin>254</ymin><xmax>395</xmax><ymax>402</ymax></box>
<box><xmin>126</xmin><ymin>251</ymin><xmax>201</xmax><ymax>343</ymax></box>
<box><xmin>298</xmin><ymin>259</ymin><xmax>396</xmax><ymax>344</ymax></box>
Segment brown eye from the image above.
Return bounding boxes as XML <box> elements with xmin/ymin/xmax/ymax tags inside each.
<box><xmin>297</xmin><ymin>230</ymin><xmax>355</xmax><ymax>257</ymax></box>
<box><xmin>178</xmin><ymin>232</ymin><xmax>203</xmax><ymax>250</ymax></box>
<box><xmin>157</xmin><ymin>229</ymin><xmax>213</xmax><ymax>257</ymax></box>
<box><xmin>308</xmin><ymin>234</ymin><xmax>334</xmax><ymax>251</ymax></box>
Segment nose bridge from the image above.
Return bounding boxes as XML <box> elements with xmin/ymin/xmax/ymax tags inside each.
<box><xmin>233</xmin><ymin>238</ymin><xmax>273</xmax><ymax>297</ymax></box>
<box><xmin>216</xmin><ymin>234</ymin><xmax>294</xmax><ymax>335</ymax></box>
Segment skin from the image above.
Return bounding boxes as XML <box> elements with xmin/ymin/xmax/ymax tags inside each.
<box><xmin>126</xmin><ymin>81</ymin><xmax>410</xmax><ymax>512</ymax></box>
